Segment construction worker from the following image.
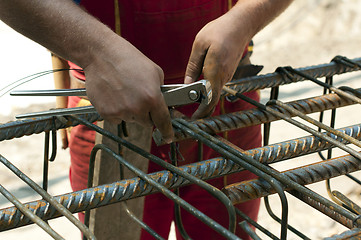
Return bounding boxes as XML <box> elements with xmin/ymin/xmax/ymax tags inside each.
<box><xmin>0</xmin><ymin>1</ymin><xmax>292</xmax><ymax>239</ymax></box>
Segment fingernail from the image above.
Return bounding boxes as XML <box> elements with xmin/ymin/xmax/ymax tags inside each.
<box><xmin>164</xmin><ymin>136</ymin><xmax>174</xmax><ymax>144</ymax></box>
<box><xmin>184</xmin><ymin>76</ymin><xmax>193</xmax><ymax>84</ymax></box>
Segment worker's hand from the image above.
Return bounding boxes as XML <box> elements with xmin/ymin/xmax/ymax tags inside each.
<box><xmin>184</xmin><ymin>9</ymin><xmax>251</xmax><ymax>119</ymax></box>
<box><xmin>84</xmin><ymin>38</ymin><xmax>174</xmax><ymax>143</ymax></box>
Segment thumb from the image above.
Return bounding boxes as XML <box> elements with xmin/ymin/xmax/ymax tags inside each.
<box><xmin>184</xmin><ymin>46</ymin><xmax>206</xmax><ymax>84</ymax></box>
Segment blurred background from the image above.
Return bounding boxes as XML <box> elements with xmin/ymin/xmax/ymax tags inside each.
<box><xmin>0</xmin><ymin>0</ymin><xmax>361</xmax><ymax>239</ymax></box>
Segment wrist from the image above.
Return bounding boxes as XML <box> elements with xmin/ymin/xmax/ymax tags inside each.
<box><xmin>229</xmin><ymin>0</ymin><xmax>293</xmax><ymax>40</ymax></box>
<box><xmin>71</xmin><ymin>24</ymin><xmax>121</xmax><ymax>69</ymax></box>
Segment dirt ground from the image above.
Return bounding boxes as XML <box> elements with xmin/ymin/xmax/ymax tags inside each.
<box><xmin>0</xmin><ymin>0</ymin><xmax>361</xmax><ymax>239</ymax></box>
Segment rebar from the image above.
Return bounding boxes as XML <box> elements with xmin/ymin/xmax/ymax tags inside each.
<box><xmin>156</xmin><ymin>89</ymin><xmax>357</xmax><ymax>145</ymax></box>
<box><xmin>332</xmin><ymin>191</ymin><xmax>361</xmax><ymax>215</ymax></box>
<box><xmin>324</xmin><ymin>228</ymin><xmax>361</xmax><ymax>240</ymax></box>
<box><xmin>280</xmin><ymin>66</ymin><xmax>361</xmax><ymax>104</ymax></box>
<box><xmin>0</xmin><ymin>184</ymin><xmax>63</xmax><ymax>239</ymax></box>
<box><xmin>223</xmin><ymin>153</ymin><xmax>361</xmax><ymax>204</ymax></box>
<box><xmin>289</xmin><ymin>190</ymin><xmax>356</xmax><ymax>229</ymax></box>
<box><xmin>0</xmin><ymin>113</ymin><xmax>101</xmax><ymax>142</ymax></box>
<box><xmin>224</xmin><ymin>86</ymin><xmax>361</xmax><ymax>160</ymax></box>
<box><xmin>225</xmin><ymin>56</ymin><xmax>361</xmax><ymax>93</ymax></box>
<box><xmin>0</xmin><ymin>154</ymin><xmax>96</xmax><ymax>239</ymax></box>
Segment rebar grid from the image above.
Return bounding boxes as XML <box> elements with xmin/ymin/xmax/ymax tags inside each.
<box><xmin>0</xmin><ymin>56</ymin><xmax>361</xmax><ymax>239</ymax></box>
<box><xmin>0</xmin><ymin>123</ymin><xmax>359</xmax><ymax>232</ymax></box>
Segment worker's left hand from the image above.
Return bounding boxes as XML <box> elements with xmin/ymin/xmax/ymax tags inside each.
<box><xmin>184</xmin><ymin>9</ymin><xmax>251</xmax><ymax>119</ymax></box>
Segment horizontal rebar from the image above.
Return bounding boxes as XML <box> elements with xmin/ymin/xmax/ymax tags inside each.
<box><xmin>0</xmin><ymin>154</ymin><xmax>96</xmax><ymax>239</ymax></box>
<box><xmin>223</xmin><ymin>153</ymin><xmax>361</xmax><ymax>204</ymax></box>
<box><xmin>161</xmin><ymin>89</ymin><xmax>357</xmax><ymax>145</ymax></box>
<box><xmin>289</xmin><ymin>190</ymin><xmax>356</xmax><ymax>229</ymax></box>
<box><xmin>0</xmin><ymin>124</ymin><xmax>360</xmax><ymax>231</ymax></box>
<box><xmin>0</xmin><ymin>113</ymin><xmax>101</xmax><ymax>142</ymax></box>
<box><xmin>225</xmin><ymin>57</ymin><xmax>361</xmax><ymax>93</ymax></box>
<box><xmin>0</xmin><ymin>184</ymin><xmax>63</xmax><ymax>239</ymax></box>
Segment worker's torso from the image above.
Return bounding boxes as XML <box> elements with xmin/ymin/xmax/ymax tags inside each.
<box><xmin>74</xmin><ymin>0</ymin><xmax>234</xmax><ymax>81</ymax></box>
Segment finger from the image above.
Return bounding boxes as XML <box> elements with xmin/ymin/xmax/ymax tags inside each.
<box><xmin>191</xmin><ymin>91</ymin><xmax>218</xmax><ymax>120</ymax></box>
<box><xmin>190</xmin><ymin>50</ymin><xmax>222</xmax><ymax>119</ymax></box>
<box><xmin>157</xmin><ymin>66</ymin><xmax>165</xmax><ymax>85</ymax></box>
<box><xmin>135</xmin><ymin>112</ymin><xmax>154</xmax><ymax>128</ymax></box>
<box><xmin>149</xmin><ymin>97</ymin><xmax>173</xmax><ymax>144</ymax></box>
<box><xmin>184</xmin><ymin>43</ymin><xmax>207</xmax><ymax>84</ymax></box>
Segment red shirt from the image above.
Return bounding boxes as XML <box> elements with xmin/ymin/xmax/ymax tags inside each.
<box><xmin>69</xmin><ymin>1</ymin><xmax>238</xmax><ymax>82</ymax></box>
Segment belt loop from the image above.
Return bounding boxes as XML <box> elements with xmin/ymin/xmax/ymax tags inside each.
<box><xmin>227</xmin><ymin>0</ymin><xmax>233</xmax><ymax>11</ymax></box>
<box><xmin>114</xmin><ymin>0</ymin><xmax>121</xmax><ymax>35</ymax></box>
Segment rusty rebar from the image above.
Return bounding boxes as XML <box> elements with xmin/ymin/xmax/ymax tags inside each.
<box><xmin>0</xmin><ymin>184</ymin><xmax>63</xmax><ymax>239</ymax></box>
<box><xmin>332</xmin><ymin>191</ymin><xmax>361</xmax><ymax>215</ymax></box>
<box><xmin>223</xmin><ymin>153</ymin><xmax>361</xmax><ymax>204</ymax></box>
<box><xmin>0</xmin><ymin>154</ymin><xmax>96</xmax><ymax>239</ymax></box>
<box><xmin>290</xmin><ymin>190</ymin><xmax>356</xmax><ymax>229</ymax></box>
<box><xmin>225</xmin><ymin>56</ymin><xmax>361</xmax><ymax>93</ymax></box>
<box><xmin>269</xmin><ymin>99</ymin><xmax>361</xmax><ymax>148</ymax></box>
<box><xmin>156</xmin><ymin>89</ymin><xmax>357</xmax><ymax>145</ymax></box>
<box><xmin>0</xmin><ymin>113</ymin><xmax>101</xmax><ymax>142</ymax></box>
<box><xmin>324</xmin><ymin>228</ymin><xmax>361</xmax><ymax>240</ymax></box>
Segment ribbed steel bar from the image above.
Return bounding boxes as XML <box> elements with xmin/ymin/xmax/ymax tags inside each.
<box><xmin>0</xmin><ymin>113</ymin><xmax>101</xmax><ymax>142</ymax></box>
<box><xmin>269</xmin><ymin>99</ymin><xmax>361</xmax><ymax>148</ymax></box>
<box><xmin>332</xmin><ymin>191</ymin><xmax>361</xmax><ymax>215</ymax></box>
<box><xmin>282</xmin><ymin>66</ymin><xmax>361</xmax><ymax>104</ymax></box>
<box><xmin>289</xmin><ymin>189</ymin><xmax>356</xmax><ymax>229</ymax></box>
<box><xmin>223</xmin><ymin>153</ymin><xmax>361</xmax><ymax>204</ymax></box>
<box><xmin>0</xmin><ymin>154</ymin><xmax>96</xmax><ymax>239</ymax></box>
<box><xmin>0</xmin><ymin>184</ymin><xmax>63</xmax><ymax>239</ymax></box>
<box><xmin>0</xmin><ymin>124</ymin><xmax>361</xmax><ymax>231</ymax></box>
<box><xmin>324</xmin><ymin>228</ymin><xmax>361</xmax><ymax>240</ymax></box>
<box><xmin>224</xmin><ymin>57</ymin><xmax>361</xmax><ymax>93</ymax></box>
<box><xmin>157</xmin><ymin>88</ymin><xmax>357</xmax><ymax>145</ymax></box>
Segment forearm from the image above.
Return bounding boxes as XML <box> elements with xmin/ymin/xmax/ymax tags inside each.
<box><xmin>230</xmin><ymin>0</ymin><xmax>293</xmax><ymax>42</ymax></box>
<box><xmin>0</xmin><ymin>0</ymin><xmax>121</xmax><ymax>68</ymax></box>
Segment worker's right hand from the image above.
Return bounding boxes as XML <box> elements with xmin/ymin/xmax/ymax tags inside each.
<box><xmin>83</xmin><ymin>37</ymin><xmax>174</xmax><ymax>143</ymax></box>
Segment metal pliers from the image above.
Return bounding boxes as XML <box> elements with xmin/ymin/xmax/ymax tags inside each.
<box><xmin>11</xmin><ymin>80</ymin><xmax>212</xmax><ymax>119</ymax></box>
